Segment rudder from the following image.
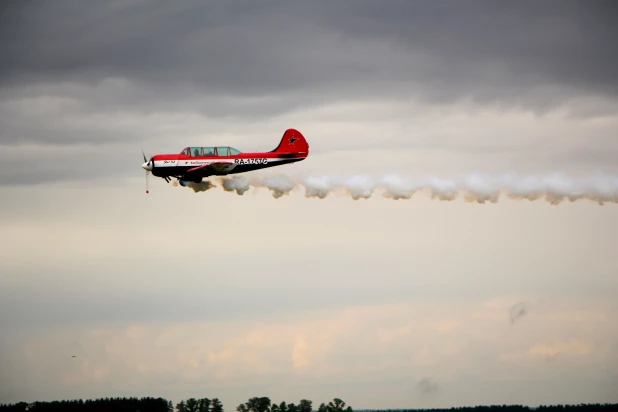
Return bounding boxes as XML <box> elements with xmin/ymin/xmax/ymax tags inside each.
<box><xmin>271</xmin><ymin>128</ymin><xmax>309</xmax><ymax>155</ymax></box>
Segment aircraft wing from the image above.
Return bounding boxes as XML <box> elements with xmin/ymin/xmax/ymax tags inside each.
<box><xmin>187</xmin><ymin>161</ymin><xmax>237</xmax><ymax>174</ymax></box>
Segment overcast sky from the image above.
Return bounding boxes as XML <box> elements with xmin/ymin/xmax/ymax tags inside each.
<box><xmin>1</xmin><ymin>0</ymin><xmax>618</xmax><ymax>409</ymax></box>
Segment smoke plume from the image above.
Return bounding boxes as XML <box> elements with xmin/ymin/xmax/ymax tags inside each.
<box><xmin>173</xmin><ymin>179</ymin><xmax>217</xmax><ymax>193</ymax></box>
<box><xmin>174</xmin><ymin>172</ymin><xmax>618</xmax><ymax>205</ymax></box>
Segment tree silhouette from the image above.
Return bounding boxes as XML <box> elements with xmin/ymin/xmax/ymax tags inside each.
<box><xmin>298</xmin><ymin>400</ymin><xmax>312</xmax><ymax>412</ymax></box>
<box><xmin>185</xmin><ymin>398</ymin><xmax>199</xmax><ymax>412</ymax></box>
<box><xmin>212</xmin><ymin>398</ymin><xmax>224</xmax><ymax>412</ymax></box>
<box><xmin>242</xmin><ymin>397</ymin><xmax>271</xmax><ymax>412</ymax></box>
<box><xmin>326</xmin><ymin>398</ymin><xmax>352</xmax><ymax>412</ymax></box>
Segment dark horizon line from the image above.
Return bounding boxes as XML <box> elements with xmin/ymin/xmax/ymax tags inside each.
<box><xmin>2</xmin><ymin>397</ymin><xmax>618</xmax><ymax>410</ymax></box>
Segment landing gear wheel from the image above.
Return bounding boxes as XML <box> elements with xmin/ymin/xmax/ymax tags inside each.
<box><xmin>193</xmin><ymin>177</ymin><xmax>202</xmax><ymax>183</ymax></box>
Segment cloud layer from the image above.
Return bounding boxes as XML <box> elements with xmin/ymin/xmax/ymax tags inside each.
<box><xmin>1</xmin><ymin>2</ymin><xmax>618</xmax><ymax>408</ymax></box>
<box><xmin>1</xmin><ymin>1</ymin><xmax>618</xmax><ymax>185</ymax></box>
<box><xmin>2</xmin><ymin>1</ymin><xmax>617</xmax><ymax>107</ymax></box>
<box><xmin>3</xmin><ymin>297</ymin><xmax>617</xmax><ymax>408</ymax></box>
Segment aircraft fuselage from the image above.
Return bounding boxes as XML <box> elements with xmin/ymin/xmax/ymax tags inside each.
<box><xmin>141</xmin><ymin>128</ymin><xmax>309</xmax><ymax>184</ymax></box>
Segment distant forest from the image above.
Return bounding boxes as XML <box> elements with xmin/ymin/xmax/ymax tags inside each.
<box><xmin>0</xmin><ymin>396</ymin><xmax>616</xmax><ymax>412</ymax></box>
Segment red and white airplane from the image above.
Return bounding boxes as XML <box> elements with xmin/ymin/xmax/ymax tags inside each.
<box><xmin>141</xmin><ymin>128</ymin><xmax>309</xmax><ymax>192</ymax></box>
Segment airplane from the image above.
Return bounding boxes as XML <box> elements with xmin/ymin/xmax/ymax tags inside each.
<box><xmin>141</xmin><ymin>128</ymin><xmax>309</xmax><ymax>193</ymax></box>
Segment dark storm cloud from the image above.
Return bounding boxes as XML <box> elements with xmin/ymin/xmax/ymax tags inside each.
<box><xmin>313</xmin><ymin>1</ymin><xmax>618</xmax><ymax>100</ymax></box>
<box><xmin>1</xmin><ymin>0</ymin><xmax>617</xmax><ymax>107</ymax></box>
<box><xmin>1</xmin><ymin>0</ymin><xmax>617</xmax><ymax>184</ymax></box>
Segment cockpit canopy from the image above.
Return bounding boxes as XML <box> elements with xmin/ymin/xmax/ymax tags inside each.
<box><xmin>181</xmin><ymin>146</ymin><xmax>242</xmax><ymax>157</ymax></box>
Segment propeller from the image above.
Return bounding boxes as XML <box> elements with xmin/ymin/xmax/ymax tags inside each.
<box><xmin>141</xmin><ymin>150</ymin><xmax>153</xmax><ymax>194</ymax></box>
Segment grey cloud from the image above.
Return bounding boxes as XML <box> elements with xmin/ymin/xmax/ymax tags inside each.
<box><xmin>0</xmin><ymin>253</ymin><xmax>453</xmax><ymax>329</ymax></box>
<box><xmin>1</xmin><ymin>1</ymin><xmax>617</xmax><ymax>110</ymax></box>
<box><xmin>1</xmin><ymin>1</ymin><xmax>325</xmax><ymax>96</ymax></box>
<box><xmin>1</xmin><ymin>0</ymin><xmax>617</xmax><ymax>184</ymax></box>
<box><xmin>0</xmin><ymin>144</ymin><xmax>142</xmax><ymax>185</ymax></box>
<box><xmin>310</xmin><ymin>1</ymin><xmax>618</xmax><ymax>99</ymax></box>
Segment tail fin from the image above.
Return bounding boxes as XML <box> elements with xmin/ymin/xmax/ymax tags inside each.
<box><xmin>270</xmin><ymin>128</ymin><xmax>309</xmax><ymax>157</ymax></box>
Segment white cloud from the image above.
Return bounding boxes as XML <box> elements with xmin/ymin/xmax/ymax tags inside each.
<box><xmin>3</xmin><ymin>296</ymin><xmax>617</xmax><ymax>406</ymax></box>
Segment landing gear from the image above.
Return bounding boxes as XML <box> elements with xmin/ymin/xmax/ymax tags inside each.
<box><xmin>176</xmin><ymin>175</ymin><xmax>204</xmax><ymax>186</ymax></box>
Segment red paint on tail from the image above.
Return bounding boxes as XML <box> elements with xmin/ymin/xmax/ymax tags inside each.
<box><xmin>271</xmin><ymin>128</ymin><xmax>309</xmax><ymax>157</ymax></box>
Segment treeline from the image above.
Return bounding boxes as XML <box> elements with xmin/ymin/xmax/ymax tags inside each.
<box><xmin>1</xmin><ymin>398</ymin><xmax>616</xmax><ymax>412</ymax></box>
<box><xmin>0</xmin><ymin>396</ymin><xmax>221</xmax><ymax>412</ymax></box>
<box><xmin>0</xmin><ymin>397</ymin><xmax>172</xmax><ymax>411</ymax></box>
<box><xmin>236</xmin><ymin>397</ymin><xmax>352</xmax><ymax>412</ymax></box>
<box><xmin>0</xmin><ymin>397</ymin><xmax>341</xmax><ymax>412</ymax></box>
<box><xmin>177</xmin><ymin>397</ymin><xmax>223</xmax><ymax>412</ymax></box>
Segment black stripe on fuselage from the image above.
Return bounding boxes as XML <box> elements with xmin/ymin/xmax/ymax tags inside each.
<box><xmin>152</xmin><ymin>158</ymin><xmax>304</xmax><ymax>178</ymax></box>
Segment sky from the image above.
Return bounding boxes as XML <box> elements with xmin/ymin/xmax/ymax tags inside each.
<box><xmin>1</xmin><ymin>0</ymin><xmax>618</xmax><ymax>409</ymax></box>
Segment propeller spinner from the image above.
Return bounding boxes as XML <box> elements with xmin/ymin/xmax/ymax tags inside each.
<box><xmin>141</xmin><ymin>151</ymin><xmax>153</xmax><ymax>193</ymax></box>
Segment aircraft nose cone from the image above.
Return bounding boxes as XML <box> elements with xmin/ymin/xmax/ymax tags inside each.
<box><xmin>142</xmin><ymin>161</ymin><xmax>153</xmax><ymax>171</ymax></box>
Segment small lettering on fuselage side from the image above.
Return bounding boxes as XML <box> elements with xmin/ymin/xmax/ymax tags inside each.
<box><xmin>154</xmin><ymin>158</ymin><xmax>279</xmax><ymax>169</ymax></box>
<box><xmin>175</xmin><ymin>160</ymin><xmax>218</xmax><ymax>166</ymax></box>
<box><xmin>234</xmin><ymin>158</ymin><xmax>268</xmax><ymax>165</ymax></box>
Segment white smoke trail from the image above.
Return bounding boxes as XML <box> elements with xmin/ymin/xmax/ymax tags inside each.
<box><xmin>220</xmin><ymin>175</ymin><xmax>296</xmax><ymax>198</ymax></box>
<box><xmin>173</xmin><ymin>179</ymin><xmax>217</xmax><ymax>193</ymax></box>
<box><xmin>344</xmin><ymin>175</ymin><xmax>376</xmax><ymax>200</ymax></box>
<box><xmin>221</xmin><ymin>175</ymin><xmax>250</xmax><ymax>195</ymax></box>
<box><xmin>174</xmin><ymin>172</ymin><xmax>618</xmax><ymax>205</ymax></box>
<box><xmin>301</xmin><ymin>175</ymin><xmax>336</xmax><ymax>199</ymax></box>
<box><xmin>380</xmin><ymin>174</ymin><xmax>422</xmax><ymax>200</ymax></box>
<box><xmin>258</xmin><ymin>175</ymin><xmax>296</xmax><ymax>198</ymax></box>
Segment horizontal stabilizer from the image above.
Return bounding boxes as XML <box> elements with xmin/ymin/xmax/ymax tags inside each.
<box><xmin>276</xmin><ymin>152</ymin><xmax>307</xmax><ymax>158</ymax></box>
